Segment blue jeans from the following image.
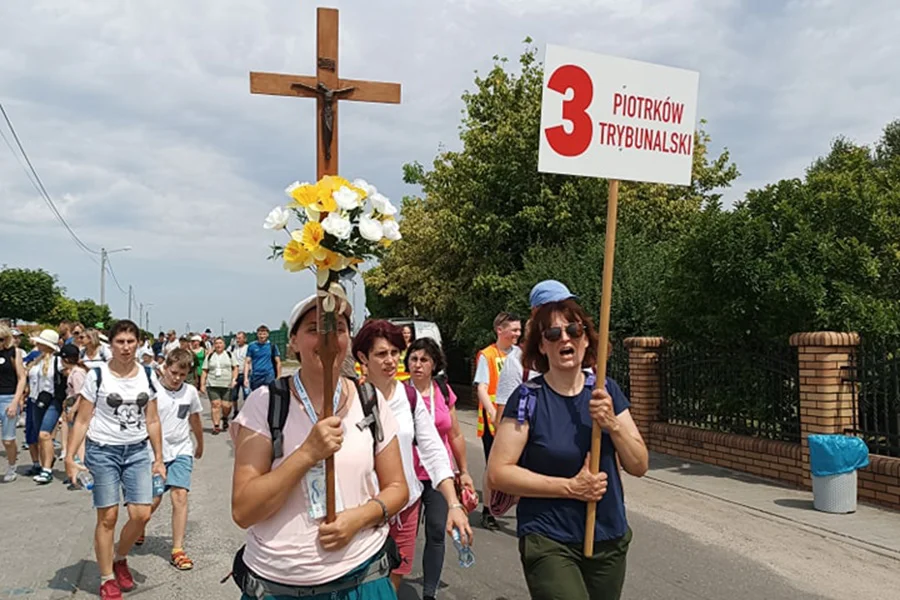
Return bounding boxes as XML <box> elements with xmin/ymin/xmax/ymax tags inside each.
<box><xmin>0</xmin><ymin>394</ymin><xmax>17</xmax><ymax>441</ymax></box>
<box><xmin>84</xmin><ymin>439</ymin><xmax>153</xmax><ymax>508</ymax></box>
<box><xmin>25</xmin><ymin>401</ymin><xmax>39</xmax><ymax>445</ymax></box>
<box><xmin>231</xmin><ymin>374</ymin><xmax>250</xmax><ymax>403</ymax></box>
<box><xmin>162</xmin><ymin>455</ymin><xmax>193</xmax><ymax>491</ymax></box>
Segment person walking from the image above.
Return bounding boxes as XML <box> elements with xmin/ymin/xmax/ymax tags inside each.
<box><xmin>200</xmin><ymin>337</ymin><xmax>238</xmax><ymax>434</ymax></box>
<box><xmin>352</xmin><ymin>320</ymin><xmax>472</xmax><ymax>592</ymax></box>
<box><xmin>28</xmin><ymin>329</ymin><xmax>66</xmax><ymax>485</ymax></box>
<box><xmin>406</xmin><ymin>337</ymin><xmax>476</xmax><ymax>600</ymax></box>
<box><xmin>243</xmin><ymin>325</ymin><xmax>281</xmax><ymax>392</ymax></box>
<box><xmin>0</xmin><ymin>325</ymin><xmax>27</xmax><ymax>482</ymax></box>
<box><xmin>230</xmin><ymin>295</ymin><xmax>407</xmax><ymax>599</ymax></box>
<box><xmin>474</xmin><ymin>312</ymin><xmax>521</xmax><ymax>530</ymax></box>
<box><xmin>487</xmin><ymin>285</ymin><xmax>648</xmax><ymax>600</ymax></box>
<box><xmin>60</xmin><ymin>344</ymin><xmax>88</xmax><ymax>473</ymax></box>
<box><xmin>141</xmin><ymin>348</ymin><xmax>204</xmax><ymax>569</ymax></box>
<box><xmin>229</xmin><ymin>331</ymin><xmax>250</xmax><ymax>417</ymax></box>
<box><xmin>65</xmin><ymin>319</ymin><xmax>167</xmax><ymax>600</ymax></box>
<box><xmin>81</xmin><ymin>329</ymin><xmax>112</xmax><ymax>370</ymax></box>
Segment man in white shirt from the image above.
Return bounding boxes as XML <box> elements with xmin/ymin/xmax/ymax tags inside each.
<box><xmin>229</xmin><ymin>332</ymin><xmax>250</xmax><ymax>417</ymax></box>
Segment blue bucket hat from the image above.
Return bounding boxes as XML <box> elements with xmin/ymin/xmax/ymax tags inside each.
<box><xmin>529</xmin><ymin>280</ymin><xmax>577</xmax><ymax>309</ymax></box>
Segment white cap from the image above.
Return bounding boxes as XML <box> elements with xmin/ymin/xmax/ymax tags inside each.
<box><xmin>289</xmin><ymin>292</ymin><xmax>353</xmax><ymax>332</ymax></box>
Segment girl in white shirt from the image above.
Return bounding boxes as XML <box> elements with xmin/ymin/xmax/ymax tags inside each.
<box><xmin>352</xmin><ymin>320</ymin><xmax>473</xmax><ymax>594</ymax></box>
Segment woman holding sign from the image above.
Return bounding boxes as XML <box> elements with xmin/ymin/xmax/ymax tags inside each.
<box><xmin>486</xmin><ymin>286</ymin><xmax>648</xmax><ymax>600</ymax></box>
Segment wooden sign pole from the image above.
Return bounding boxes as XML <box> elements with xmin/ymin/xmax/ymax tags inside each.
<box><xmin>584</xmin><ymin>178</ymin><xmax>619</xmax><ymax>556</ymax></box>
<box><xmin>250</xmin><ymin>7</ymin><xmax>401</xmax><ymax>523</ymax></box>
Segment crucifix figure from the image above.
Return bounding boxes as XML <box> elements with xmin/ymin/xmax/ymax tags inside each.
<box><xmin>250</xmin><ymin>6</ymin><xmax>402</xmax><ymax>179</ymax></box>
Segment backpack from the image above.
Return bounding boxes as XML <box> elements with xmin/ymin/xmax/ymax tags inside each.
<box><xmin>267</xmin><ymin>376</ymin><xmax>383</xmax><ymax>460</ymax></box>
<box><xmin>92</xmin><ymin>365</ymin><xmax>157</xmax><ymax>394</ymax></box>
<box><xmin>404</xmin><ymin>374</ymin><xmax>452</xmax><ymax>412</ymax></box>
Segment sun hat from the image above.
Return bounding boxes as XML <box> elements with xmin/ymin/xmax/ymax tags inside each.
<box><xmin>11</xmin><ymin>328</ymin><xmax>21</xmax><ymax>337</ymax></box>
<box><xmin>30</xmin><ymin>329</ymin><xmax>60</xmax><ymax>350</ymax></box>
<box><xmin>289</xmin><ymin>292</ymin><xmax>353</xmax><ymax>332</ymax></box>
<box><xmin>529</xmin><ymin>280</ymin><xmax>577</xmax><ymax>309</ymax></box>
<box><xmin>190</xmin><ymin>335</ymin><xmax>202</xmax><ymax>342</ymax></box>
<box><xmin>98</xmin><ymin>333</ymin><xmax>109</xmax><ymax>343</ymax></box>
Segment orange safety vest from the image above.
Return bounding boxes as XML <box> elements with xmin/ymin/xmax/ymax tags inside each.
<box><xmin>476</xmin><ymin>344</ymin><xmax>507</xmax><ymax>437</ymax></box>
<box><xmin>395</xmin><ymin>349</ymin><xmax>411</xmax><ymax>382</ymax></box>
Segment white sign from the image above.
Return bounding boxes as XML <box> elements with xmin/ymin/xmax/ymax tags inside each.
<box><xmin>538</xmin><ymin>44</ymin><xmax>699</xmax><ymax>186</ymax></box>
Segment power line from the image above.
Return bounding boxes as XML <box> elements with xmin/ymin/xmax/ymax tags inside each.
<box><xmin>0</xmin><ymin>101</ymin><xmax>100</xmax><ymax>257</ymax></box>
<box><xmin>104</xmin><ymin>255</ymin><xmax>128</xmax><ymax>295</ymax></box>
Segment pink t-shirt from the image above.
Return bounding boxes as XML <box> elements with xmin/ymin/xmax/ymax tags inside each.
<box><xmin>67</xmin><ymin>367</ymin><xmax>86</xmax><ymax>400</ymax></box>
<box><xmin>413</xmin><ymin>381</ymin><xmax>457</xmax><ymax>481</ymax></box>
<box><xmin>231</xmin><ymin>380</ymin><xmax>398</xmax><ymax>586</ymax></box>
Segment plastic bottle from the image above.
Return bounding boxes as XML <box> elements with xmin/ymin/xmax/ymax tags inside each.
<box><xmin>152</xmin><ymin>474</ymin><xmax>166</xmax><ymax>497</ymax></box>
<box><xmin>451</xmin><ymin>528</ymin><xmax>475</xmax><ymax>568</ymax></box>
<box><xmin>77</xmin><ymin>470</ymin><xmax>94</xmax><ymax>491</ymax></box>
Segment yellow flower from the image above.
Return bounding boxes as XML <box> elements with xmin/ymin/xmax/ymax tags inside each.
<box><xmin>315</xmin><ymin>248</ymin><xmax>348</xmax><ymax>271</ymax></box>
<box><xmin>287</xmin><ymin>183</ymin><xmax>318</xmax><ymax>209</ymax></box>
<box><xmin>283</xmin><ymin>239</ymin><xmax>314</xmax><ymax>272</ymax></box>
<box><xmin>301</xmin><ymin>221</ymin><xmax>325</xmax><ymax>252</ymax></box>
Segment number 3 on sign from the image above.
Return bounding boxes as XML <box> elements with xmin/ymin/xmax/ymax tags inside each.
<box><xmin>544</xmin><ymin>65</ymin><xmax>594</xmax><ymax>157</ymax></box>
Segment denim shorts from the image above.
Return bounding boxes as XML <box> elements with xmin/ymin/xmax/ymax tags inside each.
<box><xmin>163</xmin><ymin>455</ymin><xmax>193</xmax><ymax>492</ymax></box>
<box><xmin>25</xmin><ymin>401</ymin><xmax>39</xmax><ymax>445</ymax></box>
<box><xmin>37</xmin><ymin>402</ymin><xmax>61</xmax><ymax>434</ymax></box>
<box><xmin>0</xmin><ymin>394</ymin><xmax>17</xmax><ymax>441</ymax></box>
<box><xmin>84</xmin><ymin>439</ymin><xmax>153</xmax><ymax>508</ymax></box>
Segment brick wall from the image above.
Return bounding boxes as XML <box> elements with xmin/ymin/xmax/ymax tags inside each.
<box><xmin>627</xmin><ymin>333</ymin><xmax>900</xmax><ymax>511</ymax></box>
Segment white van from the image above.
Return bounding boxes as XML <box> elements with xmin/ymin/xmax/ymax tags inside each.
<box><xmin>387</xmin><ymin>318</ymin><xmax>443</xmax><ymax>347</ymax></box>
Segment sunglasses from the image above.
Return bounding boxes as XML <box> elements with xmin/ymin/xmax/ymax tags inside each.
<box><xmin>542</xmin><ymin>323</ymin><xmax>585</xmax><ymax>342</ymax></box>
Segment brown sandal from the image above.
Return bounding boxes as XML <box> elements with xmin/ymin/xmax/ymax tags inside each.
<box><xmin>171</xmin><ymin>549</ymin><xmax>194</xmax><ymax>570</ymax></box>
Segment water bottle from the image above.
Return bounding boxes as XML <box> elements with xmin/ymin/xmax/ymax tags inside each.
<box><xmin>152</xmin><ymin>473</ymin><xmax>166</xmax><ymax>497</ymax></box>
<box><xmin>451</xmin><ymin>528</ymin><xmax>475</xmax><ymax>568</ymax></box>
<box><xmin>77</xmin><ymin>470</ymin><xmax>94</xmax><ymax>491</ymax></box>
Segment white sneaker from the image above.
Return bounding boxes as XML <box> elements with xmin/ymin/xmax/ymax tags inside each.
<box><xmin>3</xmin><ymin>467</ymin><xmax>17</xmax><ymax>483</ymax></box>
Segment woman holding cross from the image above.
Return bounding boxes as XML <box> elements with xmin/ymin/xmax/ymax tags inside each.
<box><xmin>487</xmin><ymin>282</ymin><xmax>648</xmax><ymax>600</ymax></box>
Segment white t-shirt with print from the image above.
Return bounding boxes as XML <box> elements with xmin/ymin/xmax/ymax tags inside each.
<box><xmin>81</xmin><ymin>363</ymin><xmax>157</xmax><ymax>445</ymax></box>
<box><xmin>151</xmin><ymin>374</ymin><xmax>203</xmax><ymax>463</ymax></box>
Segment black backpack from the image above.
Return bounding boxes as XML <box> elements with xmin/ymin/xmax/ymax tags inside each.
<box><xmin>267</xmin><ymin>376</ymin><xmax>382</xmax><ymax>460</ymax></box>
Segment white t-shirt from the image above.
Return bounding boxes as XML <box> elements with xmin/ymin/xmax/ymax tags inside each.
<box><xmin>163</xmin><ymin>340</ymin><xmax>180</xmax><ymax>357</ymax></box>
<box><xmin>152</xmin><ymin>374</ymin><xmax>202</xmax><ymax>463</ymax></box>
<box><xmin>27</xmin><ymin>356</ymin><xmax>62</xmax><ymax>401</ymax></box>
<box><xmin>81</xmin><ymin>346</ymin><xmax>112</xmax><ymax>370</ymax></box>
<box><xmin>81</xmin><ymin>363</ymin><xmax>158</xmax><ymax>445</ymax></box>
<box><xmin>385</xmin><ymin>383</ymin><xmax>454</xmax><ymax>511</ymax></box>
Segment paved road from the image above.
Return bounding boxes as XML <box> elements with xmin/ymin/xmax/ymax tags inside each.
<box><xmin>2</xmin><ymin>403</ymin><xmax>899</xmax><ymax>600</ymax></box>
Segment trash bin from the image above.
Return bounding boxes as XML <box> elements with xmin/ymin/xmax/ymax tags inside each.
<box><xmin>808</xmin><ymin>434</ymin><xmax>869</xmax><ymax>514</ymax></box>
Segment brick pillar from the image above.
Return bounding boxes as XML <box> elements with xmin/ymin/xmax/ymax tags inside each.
<box><xmin>624</xmin><ymin>337</ymin><xmax>666</xmax><ymax>441</ymax></box>
<box><xmin>789</xmin><ymin>331</ymin><xmax>860</xmax><ymax>487</ymax></box>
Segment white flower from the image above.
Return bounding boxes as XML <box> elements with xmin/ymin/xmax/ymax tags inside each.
<box><xmin>263</xmin><ymin>206</ymin><xmax>290</xmax><ymax>230</ymax></box>
<box><xmin>358</xmin><ymin>214</ymin><xmax>384</xmax><ymax>242</ymax></box>
<box><xmin>370</xmin><ymin>192</ymin><xmax>397</xmax><ymax>217</ymax></box>
<box><xmin>333</xmin><ymin>185</ymin><xmax>362</xmax><ymax>210</ymax></box>
<box><xmin>284</xmin><ymin>181</ymin><xmax>308</xmax><ymax>197</ymax></box>
<box><xmin>352</xmin><ymin>178</ymin><xmax>377</xmax><ymax>198</ymax></box>
<box><xmin>382</xmin><ymin>218</ymin><xmax>402</xmax><ymax>241</ymax></box>
<box><xmin>305</xmin><ymin>206</ymin><xmax>320</xmax><ymax>222</ymax></box>
<box><xmin>321</xmin><ymin>212</ymin><xmax>353</xmax><ymax>240</ymax></box>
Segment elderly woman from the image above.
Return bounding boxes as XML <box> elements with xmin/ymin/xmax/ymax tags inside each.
<box><xmin>230</xmin><ymin>296</ymin><xmax>408</xmax><ymax>600</ymax></box>
<box><xmin>405</xmin><ymin>336</ymin><xmax>475</xmax><ymax>600</ymax></box>
<box><xmin>352</xmin><ymin>320</ymin><xmax>472</xmax><ymax>593</ymax></box>
<box><xmin>0</xmin><ymin>325</ymin><xmax>27</xmax><ymax>482</ymax></box>
<box><xmin>487</xmin><ymin>289</ymin><xmax>648</xmax><ymax>600</ymax></box>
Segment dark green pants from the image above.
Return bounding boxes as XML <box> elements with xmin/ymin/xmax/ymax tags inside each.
<box><xmin>518</xmin><ymin>529</ymin><xmax>632</xmax><ymax>600</ymax></box>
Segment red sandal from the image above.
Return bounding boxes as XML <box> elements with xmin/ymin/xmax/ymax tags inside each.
<box><xmin>170</xmin><ymin>549</ymin><xmax>194</xmax><ymax>570</ymax></box>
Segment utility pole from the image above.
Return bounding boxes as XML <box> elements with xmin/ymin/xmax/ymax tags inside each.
<box><xmin>99</xmin><ymin>246</ymin><xmax>132</xmax><ymax>307</ymax></box>
<box><xmin>221</xmin><ymin>318</ymin><xmax>226</xmax><ymax>336</ymax></box>
<box><xmin>128</xmin><ymin>285</ymin><xmax>133</xmax><ymax>319</ymax></box>
<box><xmin>145</xmin><ymin>304</ymin><xmax>153</xmax><ymax>332</ymax></box>
<box><xmin>139</xmin><ymin>302</ymin><xmax>143</xmax><ymax>329</ymax></box>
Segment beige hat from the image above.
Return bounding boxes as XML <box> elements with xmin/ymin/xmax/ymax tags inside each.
<box><xmin>30</xmin><ymin>329</ymin><xmax>60</xmax><ymax>350</ymax></box>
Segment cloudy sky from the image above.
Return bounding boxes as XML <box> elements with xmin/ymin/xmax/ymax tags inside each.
<box><xmin>1</xmin><ymin>0</ymin><xmax>897</xmax><ymax>334</ymax></box>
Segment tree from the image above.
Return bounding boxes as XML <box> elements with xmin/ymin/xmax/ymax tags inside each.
<box><xmin>47</xmin><ymin>295</ymin><xmax>80</xmax><ymax>324</ymax></box>
<box><xmin>660</xmin><ymin>122</ymin><xmax>900</xmax><ymax>344</ymax></box>
<box><xmin>75</xmin><ymin>299</ymin><xmax>112</xmax><ymax>329</ymax></box>
<box><xmin>369</xmin><ymin>41</ymin><xmax>738</xmax><ymax>353</ymax></box>
<box><xmin>0</xmin><ymin>268</ymin><xmax>60</xmax><ymax>323</ymax></box>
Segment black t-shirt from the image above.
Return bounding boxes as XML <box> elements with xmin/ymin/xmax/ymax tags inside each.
<box><xmin>0</xmin><ymin>347</ymin><xmax>18</xmax><ymax>395</ymax></box>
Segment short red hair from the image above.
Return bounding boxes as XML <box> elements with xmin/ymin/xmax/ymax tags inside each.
<box><xmin>352</xmin><ymin>320</ymin><xmax>406</xmax><ymax>362</ymax></box>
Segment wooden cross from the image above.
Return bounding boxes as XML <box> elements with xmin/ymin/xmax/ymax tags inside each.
<box><xmin>250</xmin><ymin>6</ymin><xmax>402</xmax><ymax>180</ymax></box>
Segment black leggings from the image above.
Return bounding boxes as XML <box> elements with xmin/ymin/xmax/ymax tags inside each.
<box><xmin>420</xmin><ymin>480</ymin><xmax>448</xmax><ymax>597</ymax></box>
